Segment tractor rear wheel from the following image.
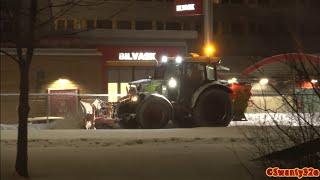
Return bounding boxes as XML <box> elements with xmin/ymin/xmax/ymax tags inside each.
<box><xmin>193</xmin><ymin>89</ymin><xmax>232</xmax><ymax>127</ymax></box>
<box><xmin>136</xmin><ymin>96</ymin><xmax>172</xmax><ymax>129</ymax></box>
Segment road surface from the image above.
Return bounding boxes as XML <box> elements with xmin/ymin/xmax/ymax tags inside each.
<box><xmin>1</xmin><ymin>127</ymin><xmax>266</xmax><ymax>180</ymax></box>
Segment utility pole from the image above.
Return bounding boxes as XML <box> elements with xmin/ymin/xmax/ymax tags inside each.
<box><xmin>203</xmin><ymin>0</ymin><xmax>213</xmax><ymax>45</ymax></box>
<box><xmin>203</xmin><ymin>0</ymin><xmax>215</xmax><ymax>56</ymax></box>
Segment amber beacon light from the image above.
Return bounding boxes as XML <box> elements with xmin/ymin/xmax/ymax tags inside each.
<box><xmin>204</xmin><ymin>43</ymin><xmax>216</xmax><ymax>57</ymax></box>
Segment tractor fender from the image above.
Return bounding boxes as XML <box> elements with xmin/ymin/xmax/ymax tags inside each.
<box><xmin>150</xmin><ymin>93</ymin><xmax>173</xmax><ymax>106</ymax></box>
<box><xmin>138</xmin><ymin>93</ymin><xmax>171</xmax><ymax>105</ymax></box>
<box><xmin>191</xmin><ymin>82</ymin><xmax>233</xmax><ymax>108</ymax></box>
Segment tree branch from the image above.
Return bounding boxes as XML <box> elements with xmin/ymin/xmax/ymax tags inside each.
<box><xmin>25</xmin><ymin>0</ymin><xmax>37</xmax><ymax>66</ymax></box>
<box><xmin>0</xmin><ymin>49</ymin><xmax>20</xmax><ymax>64</ymax></box>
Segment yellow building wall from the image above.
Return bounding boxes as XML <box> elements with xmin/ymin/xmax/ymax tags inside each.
<box><xmin>1</xmin><ymin>54</ymin><xmax>103</xmax><ymax>123</ymax></box>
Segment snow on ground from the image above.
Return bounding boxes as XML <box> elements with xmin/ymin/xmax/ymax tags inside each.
<box><xmin>1</xmin><ymin>127</ymin><xmax>265</xmax><ymax>180</ymax></box>
<box><xmin>2</xmin><ymin>112</ymin><xmax>319</xmax><ymax>130</ymax></box>
<box><xmin>0</xmin><ymin>123</ymin><xmax>54</xmax><ymax>130</ymax></box>
<box><xmin>1</xmin><ymin>127</ymin><xmax>245</xmax><ymax>141</ymax></box>
<box><xmin>2</xmin><ymin>113</ymin><xmax>318</xmax><ymax>179</ymax></box>
<box><xmin>230</xmin><ymin>113</ymin><xmax>320</xmax><ymax>126</ymax></box>
<box><xmin>0</xmin><ymin>113</ymin><xmax>320</xmax><ymax>130</ymax></box>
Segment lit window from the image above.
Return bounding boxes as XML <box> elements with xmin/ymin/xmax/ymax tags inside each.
<box><xmin>108</xmin><ymin>83</ymin><xmax>118</xmax><ymax>102</ymax></box>
<box><xmin>120</xmin><ymin>83</ymin><xmax>129</xmax><ymax>96</ymax></box>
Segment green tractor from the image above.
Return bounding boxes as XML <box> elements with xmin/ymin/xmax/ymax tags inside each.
<box><xmin>116</xmin><ymin>56</ymin><xmax>233</xmax><ymax>129</ymax></box>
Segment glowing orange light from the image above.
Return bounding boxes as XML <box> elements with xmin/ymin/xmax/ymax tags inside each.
<box><xmin>49</xmin><ymin>78</ymin><xmax>77</xmax><ymax>90</ymax></box>
<box><xmin>300</xmin><ymin>82</ymin><xmax>313</xmax><ymax>89</ymax></box>
<box><xmin>204</xmin><ymin>44</ymin><xmax>216</xmax><ymax>57</ymax></box>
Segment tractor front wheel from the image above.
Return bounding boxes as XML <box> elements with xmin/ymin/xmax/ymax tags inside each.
<box><xmin>136</xmin><ymin>96</ymin><xmax>172</xmax><ymax>129</ymax></box>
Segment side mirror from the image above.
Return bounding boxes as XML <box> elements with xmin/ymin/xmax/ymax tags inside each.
<box><xmin>217</xmin><ymin>65</ymin><xmax>230</xmax><ymax>71</ymax></box>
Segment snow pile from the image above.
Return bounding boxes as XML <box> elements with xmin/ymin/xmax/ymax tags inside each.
<box><xmin>0</xmin><ymin>122</ymin><xmax>55</xmax><ymax>130</ymax></box>
<box><xmin>230</xmin><ymin>112</ymin><xmax>320</xmax><ymax>126</ymax></box>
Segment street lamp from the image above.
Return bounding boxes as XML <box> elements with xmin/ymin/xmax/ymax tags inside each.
<box><xmin>259</xmin><ymin>78</ymin><xmax>269</xmax><ymax>85</ymax></box>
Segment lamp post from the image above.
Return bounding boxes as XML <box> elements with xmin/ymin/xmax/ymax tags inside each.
<box><xmin>203</xmin><ymin>0</ymin><xmax>216</xmax><ymax>58</ymax></box>
<box><xmin>203</xmin><ymin>0</ymin><xmax>213</xmax><ymax>46</ymax></box>
<box><xmin>203</xmin><ymin>0</ymin><xmax>216</xmax><ymax>57</ymax></box>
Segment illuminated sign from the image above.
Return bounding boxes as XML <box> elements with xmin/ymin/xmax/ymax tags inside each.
<box><xmin>174</xmin><ymin>0</ymin><xmax>202</xmax><ymax>16</ymax></box>
<box><xmin>118</xmin><ymin>52</ymin><xmax>156</xmax><ymax>61</ymax></box>
<box><xmin>176</xmin><ymin>4</ymin><xmax>195</xmax><ymax>11</ymax></box>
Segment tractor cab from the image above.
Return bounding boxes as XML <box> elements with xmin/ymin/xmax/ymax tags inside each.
<box><xmin>154</xmin><ymin>56</ymin><xmax>220</xmax><ymax>81</ymax></box>
<box><xmin>154</xmin><ymin>56</ymin><xmax>222</xmax><ymax>105</ymax></box>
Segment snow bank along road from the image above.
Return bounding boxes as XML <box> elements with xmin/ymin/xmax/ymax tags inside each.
<box><xmin>1</xmin><ymin>127</ymin><xmax>266</xmax><ymax>180</ymax></box>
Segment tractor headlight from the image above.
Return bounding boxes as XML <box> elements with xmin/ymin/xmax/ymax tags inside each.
<box><xmin>168</xmin><ymin>77</ymin><xmax>177</xmax><ymax>88</ymax></box>
<box><xmin>161</xmin><ymin>56</ymin><xmax>168</xmax><ymax>63</ymax></box>
<box><xmin>175</xmin><ymin>56</ymin><xmax>183</xmax><ymax>64</ymax></box>
<box><xmin>131</xmin><ymin>95</ymin><xmax>138</xmax><ymax>102</ymax></box>
<box><xmin>227</xmin><ymin>77</ymin><xmax>237</xmax><ymax>84</ymax></box>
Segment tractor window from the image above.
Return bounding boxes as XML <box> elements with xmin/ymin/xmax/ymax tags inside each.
<box><xmin>154</xmin><ymin>65</ymin><xmax>165</xmax><ymax>79</ymax></box>
<box><xmin>206</xmin><ymin>65</ymin><xmax>215</xmax><ymax>80</ymax></box>
<box><xmin>154</xmin><ymin>63</ymin><xmax>181</xmax><ymax>79</ymax></box>
<box><xmin>164</xmin><ymin>64</ymin><xmax>180</xmax><ymax>79</ymax></box>
<box><xmin>185</xmin><ymin>63</ymin><xmax>205</xmax><ymax>82</ymax></box>
<box><xmin>180</xmin><ymin>63</ymin><xmax>206</xmax><ymax>103</ymax></box>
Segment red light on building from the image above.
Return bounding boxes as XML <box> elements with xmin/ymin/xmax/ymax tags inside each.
<box><xmin>174</xmin><ymin>0</ymin><xmax>202</xmax><ymax>16</ymax></box>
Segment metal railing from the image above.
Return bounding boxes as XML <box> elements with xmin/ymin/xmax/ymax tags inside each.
<box><xmin>0</xmin><ymin>93</ymin><xmax>125</xmax><ymax>124</ymax></box>
<box><xmin>1</xmin><ymin>92</ymin><xmax>319</xmax><ymax>124</ymax></box>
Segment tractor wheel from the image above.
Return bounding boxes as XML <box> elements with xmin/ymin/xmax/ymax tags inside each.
<box><xmin>136</xmin><ymin>96</ymin><xmax>172</xmax><ymax>129</ymax></box>
<box><xmin>193</xmin><ymin>89</ymin><xmax>232</xmax><ymax>127</ymax></box>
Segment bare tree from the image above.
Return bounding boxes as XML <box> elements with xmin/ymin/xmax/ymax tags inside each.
<box><xmin>242</xmin><ymin>54</ymin><xmax>320</xmax><ymax>167</ymax></box>
<box><xmin>0</xmin><ymin>0</ymin><xmax>129</xmax><ymax>176</ymax></box>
